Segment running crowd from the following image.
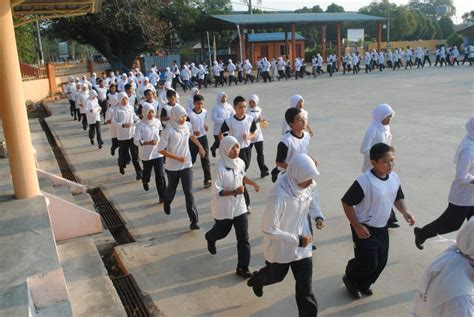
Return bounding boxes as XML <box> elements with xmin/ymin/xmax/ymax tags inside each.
<box><xmin>64</xmin><ymin>63</ymin><xmax>473</xmax><ymax>316</ymax></box>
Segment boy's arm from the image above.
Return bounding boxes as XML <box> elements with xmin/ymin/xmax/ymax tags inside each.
<box><xmin>342</xmin><ymin>202</ymin><xmax>370</xmax><ymax>239</ymax></box>
<box><xmin>394</xmin><ymin>199</ymin><xmax>415</xmax><ymax>225</ymax></box>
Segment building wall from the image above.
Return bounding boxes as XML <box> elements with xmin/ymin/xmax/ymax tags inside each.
<box><xmin>246</xmin><ymin>40</ymin><xmax>305</xmax><ymax>64</ymax></box>
<box><xmin>22</xmin><ymin>79</ymin><xmax>50</xmax><ymax>102</ymax></box>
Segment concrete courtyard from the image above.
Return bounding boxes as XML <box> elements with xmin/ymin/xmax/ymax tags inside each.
<box><xmin>45</xmin><ymin>65</ymin><xmax>473</xmax><ymax>317</ymax></box>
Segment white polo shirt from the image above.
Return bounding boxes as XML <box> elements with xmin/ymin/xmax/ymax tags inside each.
<box><xmin>188</xmin><ymin>109</ymin><xmax>207</xmax><ymax>139</ymax></box>
<box><xmin>158</xmin><ymin>123</ymin><xmax>193</xmax><ymax>171</ymax></box>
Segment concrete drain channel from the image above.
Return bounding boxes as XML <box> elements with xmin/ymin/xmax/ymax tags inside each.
<box><xmin>39</xmin><ymin>117</ymin><xmax>153</xmax><ymax>317</ymax></box>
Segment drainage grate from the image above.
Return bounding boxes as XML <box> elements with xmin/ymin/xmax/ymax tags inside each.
<box><xmin>39</xmin><ymin>118</ymin><xmax>79</xmax><ymax>183</ymax></box>
<box><xmin>112</xmin><ymin>274</ymin><xmax>151</xmax><ymax>317</ymax></box>
<box><xmin>89</xmin><ymin>188</ymin><xmax>127</xmax><ymax>230</ymax></box>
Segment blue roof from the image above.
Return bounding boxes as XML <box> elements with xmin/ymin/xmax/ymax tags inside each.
<box><xmin>247</xmin><ymin>32</ymin><xmax>304</xmax><ymax>43</ymax></box>
<box><xmin>203</xmin><ymin>13</ymin><xmax>386</xmax><ymax>31</ymax></box>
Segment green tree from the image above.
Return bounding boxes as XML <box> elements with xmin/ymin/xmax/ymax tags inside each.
<box><xmin>461</xmin><ymin>11</ymin><xmax>474</xmax><ymax>23</ymax></box>
<box><xmin>446</xmin><ymin>33</ymin><xmax>463</xmax><ymax>48</ymax></box>
<box><xmin>438</xmin><ymin>16</ymin><xmax>454</xmax><ymax>38</ymax></box>
<box><xmin>325</xmin><ymin>3</ymin><xmax>345</xmax><ymax>45</ymax></box>
<box><xmin>295</xmin><ymin>5</ymin><xmax>323</xmax><ymax>48</ymax></box>
<box><xmin>15</xmin><ymin>21</ymin><xmax>36</xmax><ymax>64</ymax></box>
<box><xmin>408</xmin><ymin>0</ymin><xmax>455</xmax><ymax>18</ymax></box>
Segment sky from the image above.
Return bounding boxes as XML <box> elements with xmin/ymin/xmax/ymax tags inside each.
<box><xmin>230</xmin><ymin>0</ymin><xmax>473</xmax><ymax>24</ymax></box>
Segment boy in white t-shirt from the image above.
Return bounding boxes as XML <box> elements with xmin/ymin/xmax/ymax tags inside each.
<box><xmin>341</xmin><ymin>143</ymin><xmax>415</xmax><ymax>299</ymax></box>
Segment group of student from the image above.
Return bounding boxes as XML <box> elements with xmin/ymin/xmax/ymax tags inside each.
<box><xmin>64</xmin><ymin>71</ymin><xmax>473</xmax><ymax>316</ymax></box>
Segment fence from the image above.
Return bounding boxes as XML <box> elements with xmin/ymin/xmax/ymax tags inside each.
<box><xmin>21</xmin><ymin>60</ymin><xmax>112</xmax><ymax>102</ymax></box>
<box><xmin>141</xmin><ymin>55</ymin><xmax>181</xmax><ymax>74</ymax></box>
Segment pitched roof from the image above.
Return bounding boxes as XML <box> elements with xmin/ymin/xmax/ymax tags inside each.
<box><xmin>247</xmin><ymin>32</ymin><xmax>304</xmax><ymax>43</ymax></box>
<box><xmin>202</xmin><ymin>13</ymin><xmax>385</xmax><ymax>31</ymax></box>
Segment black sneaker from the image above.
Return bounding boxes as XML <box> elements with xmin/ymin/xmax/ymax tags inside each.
<box><xmin>111</xmin><ymin>148</ymin><xmax>115</xmax><ymax>156</ymax></box>
<box><xmin>90</xmin><ymin>139</ymin><xmax>94</xmax><ymax>145</ymax></box>
<box><xmin>164</xmin><ymin>203</ymin><xmax>170</xmax><ymax>215</ymax></box>
<box><xmin>247</xmin><ymin>272</ymin><xmax>263</xmax><ymax>297</ymax></box>
<box><xmin>207</xmin><ymin>240</ymin><xmax>216</xmax><ymax>255</ymax></box>
<box><xmin>143</xmin><ymin>183</ymin><xmax>149</xmax><ymax>191</ymax></box>
<box><xmin>158</xmin><ymin>198</ymin><xmax>164</xmax><ymax>205</ymax></box>
<box><xmin>236</xmin><ymin>268</ymin><xmax>252</xmax><ymax>279</ymax></box>
<box><xmin>203</xmin><ymin>180</ymin><xmax>212</xmax><ymax>188</ymax></box>
<box><xmin>260</xmin><ymin>171</ymin><xmax>270</xmax><ymax>178</ymax></box>
<box><xmin>211</xmin><ymin>149</ymin><xmax>216</xmax><ymax>158</ymax></box>
<box><xmin>342</xmin><ymin>275</ymin><xmax>361</xmax><ymax>299</ymax></box>
<box><xmin>136</xmin><ymin>174</ymin><xmax>142</xmax><ymax>181</ymax></box>
<box><xmin>312</xmin><ymin>245</ymin><xmax>317</xmax><ymax>250</ymax></box>
<box><xmin>190</xmin><ymin>222</ymin><xmax>200</xmax><ymax>230</ymax></box>
<box><xmin>360</xmin><ymin>288</ymin><xmax>373</xmax><ymax>296</ymax></box>
<box><xmin>119</xmin><ymin>166</ymin><xmax>125</xmax><ymax>175</ymax></box>
<box><xmin>98</xmin><ymin>143</ymin><xmax>103</xmax><ymax>149</ymax></box>
<box><xmin>414</xmin><ymin>227</ymin><xmax>425</xmax><ymax>250</ymax></box>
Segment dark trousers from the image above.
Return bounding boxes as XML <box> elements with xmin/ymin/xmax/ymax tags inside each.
<box><xmin>205</xmin><ymin>213</ymin><xmax>250</xmax><ymax>269</ymax></box>
<box><xmin>165</xmin><ymin>168</ymin><xmax>198</xmax><ymax>223</ymax></box>
<box><xmin>142</xmin><ymin>157</ymin><xmax>166</xmax><ymax>200</ymax></box>
<box><xmin>69</xmin><ymin>100</ymin><xmax>75</xmax><ymax>117</ymax></box>
<box><xmin>75</xmin><ymin>108</ymin><xmax>81</xmax><ymax>120</ymax></box>
<box><xmin>228</xmin><ymin>75</ymin><xmax>238</xmax><ymax>85</ymax></box>
<box><xmin>214</xmin><ymin>75</ymin><xmax>223</xmax><ymax>87</ymax></box>
<box><xmin>210</xmin><ymin>135</ymin><xmax>220</xmax><ymax>155</ymax></box>
<box><xmin>278</xmin><ymin>70</ymin><xmax>287</xmax><ymax>80</ymax></box>
<box><xmin>118</xmin><ymin>138</ymin><xmax>142</xmax><ymax>175</ymax></box>
<box><xmin>423</xmin><ymin>56</ymin><xmax>431</xmax><ymax>67</ymax></box>
<box><xmin>248</xmin><ymin>257</ymin><xmax>318</xmax><ymax>317</ymax></box>
<box><xmin>462</xmin><ymin>54</ymin><xmax>469</xmax><ymax>64</ymax></box>
<box><xmin>80</xmin><ymin>113</ymin><xmax>88</xmax><ymax>130</ymax></box>
<box><xmin>189</xmin><ymin>135</ymin><xmax>211</xmax><ymax>182</ymax></box>
<box><xmin>345</xmin><ymin>225</ymin><xmax>389</xmax><ymax>290</ymax></box>
<box><xmin>419</xmin><ymin>203</ymin><xmax>474</xmax><ymax>241</ymax></box>
<box><xmin>245</xmin><ymin>74</ymin><xmax>254</xmax><ymax>84</ymax></box>
<box><xmin>111</xmin><ymin>137</ymin><xmax>119</xmax><ymax>155</ymax></box>
<box><xmin>99</xmin><ymin>99</ymin><xmax>107</xmax><ymax>119</ymax></box>
<box><xmin>239</xmin><ymin>147</ymin><xmax>251</xmax><ymax>208</ymax></box>
<box><xmin>249</xmin><ymin>141</ymin><xmax>269</xmax><ymax>174</ymax></box>
<box><xmin>88</xmin><ymin>121</ymin><xmax>103</xmax><ymax>145</ymax></box>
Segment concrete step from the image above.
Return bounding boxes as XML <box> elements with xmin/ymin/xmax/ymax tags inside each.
<box><xmin>57</xmin><ymin>236</ymin><xmax>127</xmax><ymax>317</ymax></box>
<box><xmin>0</xmin><ymin>196</ymin><xmax>73</xmax><ymax>317</ymax></box>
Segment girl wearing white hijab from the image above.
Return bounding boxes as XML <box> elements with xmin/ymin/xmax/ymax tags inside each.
<box><xmin>360</xmin><ymin>104</ymin><xmax>399</xmax><ymax>228</ymax></box>
<box><xmin>205</xmin><ymin>136</ymin><xmax>260</xmax><ymax>278</ymax></box>
<box><xmin>247</xmin><ymin>154</ymin><xmax>324</xmax><ymax>316</ymax></box>
<box><xmin>134</xmin><ymin>104</ymin><xmax>166</xmax><ymax>202</ymax></box>
<box><xmin>247</xmin><ymin>94</ymin><xmax>269</xmax><ymax>178</ymax></box>
<box><xmin>210</xmin><ymin>92</ymin><xmax>235</xmax><ymax>157</ymax></box>
<box><xmin>186</xmin><ymin>87</ymin><xmax>200</xmax><ymax>114</ymax></box>
<box><xmin>415</xmin><ymin>117</ymin><xmax>474</xmax><ymax>250</ymax></box>
<box><xmin>410</xmin><ymin>218</ymin><xmax>473</xmax><ymax>317</ymax></box>
<box><xmin>85</xmin><ymin>90</ymin><xmax>103</xmax><ymax>149</ymax></box>
<box><xmin>158</xmin><ymin>105</ymin><xmax>206</xmax><ymax>230</ymax></box>
<box><xmin>281</xmin><ymin>95</ymin><xmax>314</xmax><ymax>136</ymax></box>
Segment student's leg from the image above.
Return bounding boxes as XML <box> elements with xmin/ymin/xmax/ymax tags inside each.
<box><xmin>345</xmin><ymin>225</ymin><xmax>381</xmax><ymax>290</ymax></box>
<box><xmin>69</xmin><ymin>100</ymin><xmax>75</xmax><ymax>116</ymax></box>
<box><xmin>360</xmin><ymin>227</ymin><xmax>389</xmax><ymax>290</ymax></box>
<box><xmin>82</xmin><ymin>114</ymin><xmax>88</xmax><ymax>130</ymax></box>
<box><xmin>88</xmin><ymin>123</ymin><xmax>96</xmax><ymax>143</ymax></box>
<box><xmin>188</xmin><ymin>139</ymin><xmax>199</xmax><ymax>164</ymax></box>
<box><xmin>129</xmin><ymin>140</ymin><xmax>142</xmax><ymax>177</ymax></box>
<box><xmin>96</xmin><ymin>122</ymin><xmax>103</xmax><ymax>146</ymax></box>
<box><xmin>233</xmin><ymin>213</ymin><xmax>250</xmax><ymax>270</ymax></box>
<box><xmin>247</xmin><ymin>261</ymin><xmax>290</xmax><ymax>289</ymax></box>
<box><xmin>290</xmin><ymin>257</ymin><xmax>318</xmax><ymax>316</ymax></box>
<box><xmin>111</xmin><ymin>137</ymin><xmax>119</xmax><ymax>156</ymax></box>
<box><xmin>164</xmin><ymin>169</ymin><xmax>179</xmax><ymax>212</ymax></box>
<box><xmin>417</xmin><ymin>203</ymin><xmax>474</xmax><ymax>242</ymax></box>
<box><xmin>210</xmin><ymin>135</ymin><xmax>219</xmax><ymax>157</ymax></box>
<box><xmin>153</xmin><ymin>157</ymin><xmax>166</xmax><ymax>201</ymax></box>
<box><xmin>254</xmin><ymin>141</ymin><xmax>269</xmax><ymax>175</ymax></box>
<box><xmin>117</xmin><ymin>139</ymin><xmax>127</xmax><ymax>170</ymax></box>
<box><xmin>205</xmin><ymin>218</ymin><xmax>233</xmax><ymax>244</ymax></box>
<box><xmin>199</xmin><ymin>136</ymin><xmax>211</xmax><ymax>183</ymax></box>
<box><xmin>141</xmin><ymin>159</ymin><xmax>153</xmax><ymax>187</ymax></box>
<box><xmin>180</xmin><ymin>167</ymin><xmax>199</xmax><ymax>224</ymax></box>
<box><xmin>387</xmin><ymin>209</ymin><xmax>399</xmax><ymax>227</ymax></box>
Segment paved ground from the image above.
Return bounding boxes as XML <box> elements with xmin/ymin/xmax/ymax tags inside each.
<box><xmin>45</xmin><ymin>65</ymin><xmax>473</xmax><ymax>317</ymax></box>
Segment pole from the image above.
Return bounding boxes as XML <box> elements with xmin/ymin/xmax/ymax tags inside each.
<box><xmin>0</xmin><ymin>1</ymin><xmax>40</xmax><ymax>198</ymax></box>
<box><xmin>213</xmin><ymin>33</ymin><xmax>217</xmax><ymax>63</ymax></box>
<box><xmin>337</xmin><ymin>23</ymin><xmax>342</xmax><ymax>68</ymax></box>
<box><xmin>248</xmin><ymin>0</ymin><xmax>252</xmax><ymax>14</ymax></box>
<box><xmin>35</xmin><ymin>20</ymin><xmax>44</xmax><ymax>65</ymax></box>
<box><xmin>387</xmin><ymin>1</ymin><xmax>390</xmax><ymax>46</ymax></box>
<box><xmin>206</xmin><ymin>31</ymin><xmax>212</xmax><ymax>69</ymax></box>
<box><xmin>237</xmin><ymin>24</ymin><xmax>243</xmax><ymax>62</ymax></box>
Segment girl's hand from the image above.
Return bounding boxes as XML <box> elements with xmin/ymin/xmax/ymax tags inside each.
<box><xmin>253</xmin><ymin>184</ymin><xmax>260</xmax><ymax>192</ymax></box>
<box><xmin>316</xmin><ymin>219</ymin><xmax>325</xmax><ymax>230</ymax></box>
<box><xmin>403</xmin><ymin>212</ymin><xmax>416</xmax><ymax>226</ymax></box>
<box><xmin>176</xmin><ymin>156</ymin><xmax>186</xmax><ymax>163</ymax></box>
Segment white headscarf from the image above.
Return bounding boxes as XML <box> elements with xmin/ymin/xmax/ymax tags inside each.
<box><xmin>216</xmin><ymin>92</ymin><xmax>227</xmax><ymax>106</ymax></box>
<box><xmin>414</xmin><ymin>218</ymin><xmax>474</xmax><ymax>316</ymax></box>
<box><xmin>218</xmin><ymin>136</ymin><xmax>241</xmax><ymax>170</ymax></box>
<box><xmin>191</xmin><ymin>87</ymin><xmax>199</xmax><ymax>96</ymax></box>
<box><xmin>371</xmin><ymin>103</ymin><xmax>395</xmax><ymax>132</ymax></box>
<box><xmin>141</xmin><ymin>103</ymin><xmax>156</xmax><ymax>126</ymax></box>
<box><xmin>280</xmin><ymin>154</ymin><xmax>320</xmax><ymax>197</ymax></box>
<box><xmin>169</xmin><ymin>104</ymin><xmax>187</xmax><ymax>133</ymax></box>
<box><xmin>89</xmin><ymin>90</ymin><xmax>98</xmax><ymax>98</ymax></box>
<box><xmin>454</xmin><ymin>117</ymin><xmax>474</xmax><ymax>163</ymax></box>
<box><xmin>118</xmin><ymin>92</ymin><xmax>128</xmax><ymax>105</ymax></box>
<box><xmin>248</xmin><ymin>94</ymin><xmax>259</xmax><ymax>107</ymax></box>
<box><xmin>290</xmin><ymin>95</ymin><xmax>303</xmax><ymax>109</ymax></box>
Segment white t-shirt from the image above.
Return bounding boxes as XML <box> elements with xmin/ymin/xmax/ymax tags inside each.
<box><xmin>354</xmin><ymin>171</ymin><xmax>401</xmax><ymax>228</ymax></box>
<box><xmin>85</xmin><ymin>98</ymin><xmax>101</xmax><ymax>123</ymax></box>
<box><xmin>448</xmin><ymin>147</ymin><xmax>474</xmax><ymax>206</ymax></box>
<box><xmin>134</xmin><ymin>120</ymin><xmax>163</xmax><ymax>161</ymax></box>
<box><xmin>222</xmin><ymin>115</ymin><xmax>256</xmax><ymax>149</ymax></box>
<box><xmin>112</xmin><ymin>105</ymin><xmax>139</xmax><ymax>140</ymax></box>
<box><xmin>211</xmin><ymin>159</ymin><xmax>247</xmax><ymax>220</ymax></box>
<box><xmin>277</xmin><ymin>131</ymin><xmax>311</xmax><ymax>172</ymax></box>
<box><xmin>158</xmin><ymin>123</ymin><xmax>193</xmax><ymax>171</ymax></box>
<box><xmin>247</xmin><ymin>106</ymin><xmax>264</xmax><ymax>143</ymax></box>
<box><xmin>188</xmin><ymin>109</ymin><xmax>207</xmax><ymax>139</ymax></box>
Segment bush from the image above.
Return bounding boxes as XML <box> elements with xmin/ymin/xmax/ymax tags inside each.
<box><xmin>446</xmin><ymin>33</ymin><xmax>463</xmax><ymax>48</ymax></box>
<box><xmin>179</xmin><ymin>48</ymin><xmax>195</xmax><ymax>65</ymax></box>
